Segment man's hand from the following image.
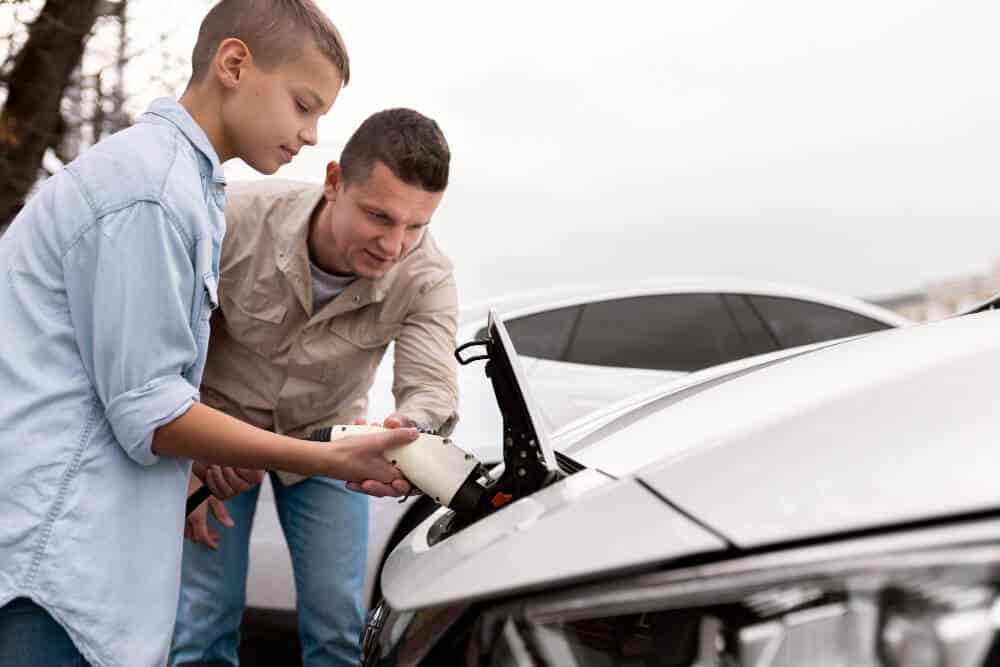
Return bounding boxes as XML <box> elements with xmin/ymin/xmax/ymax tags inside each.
<box><xmin>383</xmin><ymin>413</ymin><xmax>416</xmax><ymax>429</ymax></box>
<box><xmin>331</xmin><ymin>425</ymin><xmax>418</xmax><ymax>497</ymax></box>
<box><xmin>184</xmin><ymin>495</ymin><xmax>234</xmax><ymax>550</ymax></box>
<box><xmin>193</xmin><ymin>462</ymin><xmax>264</xmax><ymax>499</ymax></box>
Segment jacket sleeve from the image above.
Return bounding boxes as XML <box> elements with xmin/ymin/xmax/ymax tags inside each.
<box><xmin>391</xmin><ymin>272</ymin><xmax>460</xmax><ymax>435</ymax></box>
<box><xmin>63</xmin><ymin>200</ymin><xmax>204</xmax><ymax>465</ymax></box>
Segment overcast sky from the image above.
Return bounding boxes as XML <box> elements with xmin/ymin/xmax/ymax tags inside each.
<box><xmin>131</xmin><ymin>0</ymin><xmax>1000</xmax><ymax>304</ymax></box>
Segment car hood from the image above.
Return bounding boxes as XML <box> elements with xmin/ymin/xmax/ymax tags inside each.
<box><xmin>381</xmin><ymin>468</ymin><xmax>727</xmax><ymax>611</ymax></box>
<box><xmin>593</xmin><ymin>311</ymin><xmax>1000</xmax><ymax>548</ymax></box>
<box><xmin>382</xmin><ymin>312</ymin><xmax>1000</xmax><ymax>611</ymax></box>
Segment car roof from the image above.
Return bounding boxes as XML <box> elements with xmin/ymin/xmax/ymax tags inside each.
<box><xmin>457</xmin><ymin>278</ymin><xmax>912</xmax><ymax>332</ymax></box>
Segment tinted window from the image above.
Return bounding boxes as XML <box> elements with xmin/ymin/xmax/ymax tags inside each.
<box><xmin>478</xmin><ymin>306</ymin><xmax>580</xmax><ymax>361</ymax></box>
<box><xmin>748</xmin><ymin>295</ymin><xmax>892</xmax><ymax>348</ymax></box>
<box><xmin>566</xmin><ymin>294</ymin><xmax>748</xmax><ymax>372</ymax></box>
<box><xmin>722</xmin><ymin>294</ymin><xmax>778</xmax><ymax>355</ymax></box>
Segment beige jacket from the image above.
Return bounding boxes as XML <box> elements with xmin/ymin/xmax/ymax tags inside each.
<box><xmin>201</xmin><ymin>179</ymin><xmax>459</xmax><ymax>483</ymax></box>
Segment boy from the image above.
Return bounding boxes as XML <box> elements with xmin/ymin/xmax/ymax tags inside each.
<box><xmin>0</xmin><ymin>2</ymin><xmax>415</xmax><ymax>666</ymax></box>
<box><xmin>172</xmin><ymin>109</ymin><xmax>458</xmax><ymax>667</ymax></box>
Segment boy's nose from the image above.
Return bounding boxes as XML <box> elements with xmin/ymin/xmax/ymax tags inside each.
<box><xmin>300</xmin><ymin>122</ymin><xmax>318</xmax><ymax>146</ymax></box>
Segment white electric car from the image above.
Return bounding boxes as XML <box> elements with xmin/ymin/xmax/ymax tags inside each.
<box><xmin>240</xmin><ymin>280</ymin><xmax>909</xmax><ymax>648</ymax></box>
<box><xmin>364</xmin><ymin>298</ymin><xmax>1000</xmax><ymax>666</ymax></box>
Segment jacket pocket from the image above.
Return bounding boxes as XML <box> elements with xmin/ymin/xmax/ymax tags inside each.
<box><xmin>220</xmin><ymin>281</ymin><xmax>289</xmax><ymax>357</ymax></box>
<box><xmin>327</xmin><ymin>316</ymin><xmax>400</xmax><ymax>350</ymax></box>
<box><xmin>316</xmin><ymin>317</ymin><xmax>398</xmax><ymax>384</ymax></box>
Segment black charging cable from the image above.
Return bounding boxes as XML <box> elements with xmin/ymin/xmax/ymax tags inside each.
<box><xmin>185</xmin><ymin>484</ymin><xmax>212</xmax><ymax>516</ymax></box>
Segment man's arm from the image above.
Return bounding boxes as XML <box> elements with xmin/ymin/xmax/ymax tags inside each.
<box><xmin>390</xmin><ymin>273</ymin><xmax>460</xmax><ymax>433</ymax></box>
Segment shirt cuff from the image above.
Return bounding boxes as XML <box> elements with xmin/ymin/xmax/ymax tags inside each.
<box><xmin>105</xmin><ymin>375</ymin><xmax>199</xmax><ymax>466</ymax></box>
<box><xmin>398</xmin><ymin>406</ymin><xmax>459</xmax><ymax>437</ymax></box>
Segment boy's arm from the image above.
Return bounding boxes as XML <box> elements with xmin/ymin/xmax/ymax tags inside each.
<box><xmin>63</xmin><ymin>200</ymin><xmax>411</xmax><ymax>487</ymax></box>
<box><xmin>390</xmin><ymin>273</ymin><xmax>460</xmax><ymax>433</ymax></box>
<box><xmin>62</xmin><ymin>200</ymin><xmax>206</xmax><ymax>465</ymax></box>
<box><xmin>153</xmin><ymin>402</ymin><xmax>410</xmax><ymax>484</ymax></box>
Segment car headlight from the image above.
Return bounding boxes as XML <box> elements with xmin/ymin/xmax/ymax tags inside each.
<box><xmin>368</xmin><ymin>519</ymin><xmax>1000</xmax><ymax>666</ymax></box>
<box><xmin>361</xmin><ymin>599</ymin><xmax>470</xmax><ymax>667</ymax></box>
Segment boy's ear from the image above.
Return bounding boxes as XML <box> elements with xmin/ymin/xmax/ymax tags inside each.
<box><xmin>323</xmin><ymin>161</ymin><xmax>343</xmax><ymax>200</ymax></box>
<box><xmin>213</xmin><ymin>38</ymin><xmax>251</xmax><ymax>90</ymax></box>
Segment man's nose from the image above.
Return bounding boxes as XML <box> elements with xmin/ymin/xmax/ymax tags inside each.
<box><xmin>378</xmin><ymin>225</ymin><xmax>406</xmax><ymax>257</ymax></box>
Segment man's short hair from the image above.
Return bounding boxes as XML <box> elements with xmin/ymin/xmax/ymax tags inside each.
<box><xmin>190</xmin><ymin>0</ymin><xmax>349</xmax><ymax>84</ymax></box>
<box><xmin>341</xmin><ymin>109</ymin><xmax>450</xmax><ymax>193</ymax></box>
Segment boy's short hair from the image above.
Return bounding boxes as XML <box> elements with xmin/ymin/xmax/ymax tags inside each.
<box><xmin>341</xmin><ymin>109</ymin><xmax>450</xmax><ymax>193</ymax></box>
<box><xmin>190</xmin><ymin>0</ymin><xmax>349</xmax><ymax>84</ymax></box>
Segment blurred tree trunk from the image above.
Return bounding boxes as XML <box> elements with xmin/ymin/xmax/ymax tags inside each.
<box><xmin>0</xmin><ymin>0</ymin><xmax>102</xmax><ymax>230</ymax></box>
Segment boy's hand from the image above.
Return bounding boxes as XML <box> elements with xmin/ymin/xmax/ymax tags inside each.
<box><xmin>184</xmin><ymin>496</ymin><xmax>234</xmax><ymax>551</ymax></box>
<box><xmin>331</xmin><ymin>426</ymin><xmax>418</xmax><ymax>497</ymax></box>
<box><xmin>194</xmin><ymin>463</ymin><xmax>264</xmax><ymax>499</ymax></box>
<box><xmin>346</xmin><ymin>414</ymin><xmax>424</xmax><ymax>497</ymax></box>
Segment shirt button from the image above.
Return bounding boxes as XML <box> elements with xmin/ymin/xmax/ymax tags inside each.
<box><xmin>352</xmin><ymin>296</ymin><xmax>360</xmax><ymax>303</ymax></box>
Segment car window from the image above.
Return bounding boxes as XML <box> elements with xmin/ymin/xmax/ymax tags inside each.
<box><xmin>747</xmin><ymin>295</ymin><xmax>892</xmax><ymax>348</ymax></box>
<box><xmin>565</xmin><ymin>294</ymin><xmax>749</xmax><ymax>372</ymax></box>
<box><xmin>722</xmin><ymin>294</ymin><xmax>778</xmax><ymax>356</ymax></box>
<box><xmin>476</xmin><ymin>305</ymin><xmax>581</xmax><ymax>361</ymax></box>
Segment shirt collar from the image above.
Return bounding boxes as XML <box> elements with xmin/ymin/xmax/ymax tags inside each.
<box><xmin>270</xmin><ymin>185</ymin><xmax>407</xmax><ymax>306</ymax></box>
<box><xmin>139</xmin><ymin>97</ymin><xmax>227</xmax><ymax>186</ymax></box>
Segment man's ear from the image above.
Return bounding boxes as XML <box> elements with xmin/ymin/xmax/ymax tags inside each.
<box><xmin>323</xmin><ymin>161</ymin><xmax>343</xmax><ymax>200</ymax></box>
<box><xmin>214</xmin><ymin>38</ymin><xmax>251</xmax><ymax>90</ymax></box>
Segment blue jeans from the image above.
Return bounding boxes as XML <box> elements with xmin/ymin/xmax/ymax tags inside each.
<box><xmin>170</xmin><ymin>473</ymin><xmax>368</xmax><ymax>667</ymax></box>
<box><xmin>0</xmin><ymin>598</ymin><xmax>91</xmax><ymax>667</ymax></box>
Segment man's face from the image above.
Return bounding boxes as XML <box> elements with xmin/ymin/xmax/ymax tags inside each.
<box><xmin>310</xmin><ymin>161</ymin><xmax>444</xmax><ymax>279</ymax></box>
<box><xmin>224</xmin><ymin>39</ymin><xmax>342</xmax><ymax>174</ymax></box>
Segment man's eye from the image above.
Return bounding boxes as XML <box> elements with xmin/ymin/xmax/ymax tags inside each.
<box><xmin>296</xmin><ymin>100</ymin><xmax>310</xmax><ymax>113</ymax></box>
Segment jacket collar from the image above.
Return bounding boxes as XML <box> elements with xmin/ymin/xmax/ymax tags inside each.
<box><xmin>140</xmin><ymin>97</ymin><xmax>227</xmax><ymax>186</ymax></box>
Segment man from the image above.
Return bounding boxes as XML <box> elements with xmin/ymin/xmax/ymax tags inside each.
<box><xmin>171</xmin><ymin>108</ymin><xmax>459</xmax><ymax>667</ymax></box>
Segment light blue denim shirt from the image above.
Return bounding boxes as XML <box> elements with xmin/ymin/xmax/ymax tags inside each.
<box><xmin>0</xmin><ymin>98</ymin><xmax>226</xmax><ymax>667</ymax></box>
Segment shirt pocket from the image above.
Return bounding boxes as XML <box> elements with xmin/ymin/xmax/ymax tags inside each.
<box><xmin>320</xmin><ymin>317</ymin><xmax>400</xmax><ymax>383</ymax></box>
<box><xmin>327</xmin><ymin>315</ymin><xmax>401</xmax><ymax>350</ymax></box>
<box><xmin>221</xmin><ymin>281</ymin><xmax>289</xmax><ymax>357</ymax></box>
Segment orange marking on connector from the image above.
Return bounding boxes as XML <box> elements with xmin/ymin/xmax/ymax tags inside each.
<box><xmin>490</xmin><ymin>492</ymin><xmax>513</xmax><ymax>509</ymax></box>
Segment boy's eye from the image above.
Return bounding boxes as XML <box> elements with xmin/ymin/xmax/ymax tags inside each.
<box><xmin>295</xmin><ymin>99</ymin><xmax>310</xmax><ymax>113</ymax></box>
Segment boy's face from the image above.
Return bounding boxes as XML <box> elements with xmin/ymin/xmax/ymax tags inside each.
<box><xmin>309</xmin><ymin>160</ymin><xmax>444</xmax><ymax>279</ymax></box>
<box><xmin>223</xmin><ymin>40</ymin><xmax>342</xmax><ymax>174</ymax></box>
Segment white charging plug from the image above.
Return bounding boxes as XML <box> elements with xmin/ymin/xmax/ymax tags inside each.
<box><xmin>326</xmin><ymin>424</ymin><xmax>482</xmax><ymax>509</ymax></box>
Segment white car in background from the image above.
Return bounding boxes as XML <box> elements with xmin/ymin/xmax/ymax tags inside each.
<box><xmin>239</xmin><ymin>279</ymin><xmax>910</xmax><ymax>652</ymax></box>
<box><xmin>436</xmin><ymin>279</ymin><xmax>911</xmax><ymax>438</ymax></box>
<box><xmin>366</xmin><ymin>300</ymin><xmax>1000</xmax><ymax>667</ymax></box>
